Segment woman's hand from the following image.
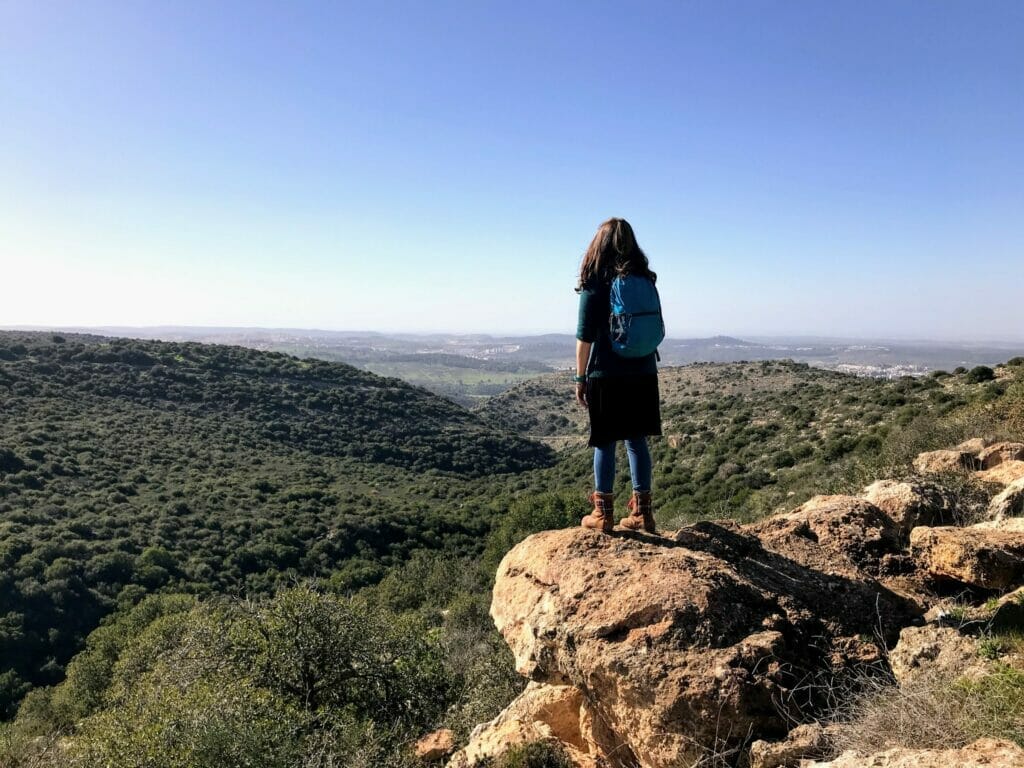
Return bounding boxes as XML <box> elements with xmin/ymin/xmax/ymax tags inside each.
<box><xmin>575</xmin><ymin>381</ymin><xmax>588</xmax><ymax>409</ymax></box>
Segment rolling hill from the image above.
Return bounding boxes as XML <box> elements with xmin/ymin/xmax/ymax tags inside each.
<box><xmin>477</xmin><ymin>359</ymin><xmax>1020</xmax><ymax>520</ymax></box>
<box><xmin>0</xmin><ymin>331</ymin><xmax>554</xmax><ymax>715</ymax></box>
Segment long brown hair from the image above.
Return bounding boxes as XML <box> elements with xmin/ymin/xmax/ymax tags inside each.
<box><xmin>576</xmin><ymin>217</ymin><xmax>656</xmax><ymax>291</ymax></box>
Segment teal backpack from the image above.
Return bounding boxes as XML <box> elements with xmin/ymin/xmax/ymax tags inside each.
<box><xmin>608</xmin><ymin>274</ymin><xmax>665</xmax><ymax>358</ymax></box>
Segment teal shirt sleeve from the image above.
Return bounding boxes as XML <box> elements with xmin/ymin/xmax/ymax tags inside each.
<box><xmin>575</xmin><ymin>287</ymin><xmax>603</xmax><ymax>343</ymax></box>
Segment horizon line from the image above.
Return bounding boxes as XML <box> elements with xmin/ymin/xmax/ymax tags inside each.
<box><xmin>3</xmin><ymin>324</ymin><xmax>1024</xmax><ymax>348</ymax></box>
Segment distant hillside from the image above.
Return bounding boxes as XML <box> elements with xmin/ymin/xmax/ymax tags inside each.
<box><xmin>36</xmin><ymin>326</ymin><xmax>1021</xmax><ymax>378</ymax></box>
<box><xmin>478</xmin><ymin>359</ymin><xmax>1023</xmax><ymax>518</ymax></box>
<box><xmin>0</xmin><ymin>332</ymin><xmax>551</xmax><ymax>476</ymax></box>
<box><xmin>0</xmin><ymin>331</ymin><xmax>554</xmax><ymax>715</ymax></box>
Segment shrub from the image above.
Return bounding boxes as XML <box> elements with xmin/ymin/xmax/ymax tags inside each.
<box><xmin>966</xmin><ymin>366</ymin><xmax>996</xmax><ymax>383</ymax></box>
<box><xmin>771</xmin><ymin>450</ymin><xmax>796</xmax><ymax>469</ymax></box>
<box><xmin>47</xmin><ymin>594</ymin><xmax>196</xmax><ymax>727</ymax></box>
<box><xmin>367</xmin><ymin>550</ymin><xmax>483</xmax><ymax>616</ymax></box>
<box><xmin>476</xmin><ymin>741</ymin><xmax>574</xmax><ymax>768</ymax></box>
<box><xmin>828</xmin><ymin>666</ymin><xmax>1024</xmax><ymax>754</ymax></box>
<box><xmin>481</xmin><ymin>492</ymin><xmax>585</xmax><ymax>574</ymax></box>
<box><xmin>227</xmin><ymin>586</ymin><xmax>453</xmax><ymax>728</ymax></box>
<box><xmin>73</xmin><ymin>675</ymin><xmax>303</xmax><ymax>768</ymax></box>
<box><xmin>6</xmin><ymin>584</ymin><xmax>457</xmax><ymax>768</ymax></box>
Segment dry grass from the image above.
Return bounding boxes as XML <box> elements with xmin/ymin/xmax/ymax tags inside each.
<box><xmin>827</xmin><ymin>665</ymin><xmax>1024</xmax><ymax>756</ymax></box>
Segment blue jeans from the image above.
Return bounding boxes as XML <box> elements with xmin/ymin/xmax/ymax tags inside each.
<box><xmin>593</xmin><ymin>438</ymin><xmax>652</xmax><ymax>494</ymax></box>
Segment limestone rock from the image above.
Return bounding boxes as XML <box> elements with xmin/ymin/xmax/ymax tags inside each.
<box><xmin>913</xmin><ymin>449</ymin><xmax>976</xmax><ymax>475</ymax></box>
<box><xmin>976</xmin><ymin>460</ymin><xmax>1024</xmax><ymax>487</ymax></box>
<box><xmin>910</xmin><ymin>519</ymin><xmax>1024</xmax><ymax>590</ymax></box>
<box><xmin>803</xmin><ymin>738</ymin><xmax>1024</xmax><ymax>767</ymax></box>
<box><xmin>956</xmin><ymin>437</ymin><xmax>992</xmax><ymax>454</ymax></box>
<box><xmin>749</xmin><ymin>722</ymin><xmax>833</xmax><ymax>768</ymax></box>
<box><xmin>415</xmin><ymin>729</ymin><xmax>456</xmax><ymax>762</ymax></box>
<box><xmin>988</xmin><ymin>478</ymin><xmax>1024</xmax><ymax>521</ymax></box>
<box><xmin>490</xmin><ymin>524</ymin><xmax>917</xmax><ymax>768</ymax></box>
<box><xmin>987</xmin><ymin>585</ymin><xmax>1024</xmax><ymax>633</ymax></box>
<box><xmin>748</xmin><ymin>495</ymin><xmax>901</xmax><ymax>572</ymax></box>
<box><xmin>977</xmin><ymin>441</ymin><xmax>1024</xmax><ymax>469</ymax></box>
<box><xmin>861</xmin><ymin>481</ymin><xmax>954</xmax><ymax>536</ymax></box>
<box><xmin>887</xmin><ymin>625</ymin><xmax>986</xmax><ymax>685</ymax></box>
<box><xmin>446</xmin><ymin>682</ymin><xmax>603</xmax><ymax>768</ymax></box>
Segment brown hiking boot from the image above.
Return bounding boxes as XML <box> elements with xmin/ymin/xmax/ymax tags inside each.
<box><xmin>620</xmin><ymin>490</ymin><xmax>655</xmax><ymax>533</ymax></box>
<box><xmin>581</xmin><ymin>492</ymin><xmax>615</xmax><ymax>533</ymax></box>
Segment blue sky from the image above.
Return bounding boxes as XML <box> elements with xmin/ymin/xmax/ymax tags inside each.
<box><xmin>2</xmin><ymin>1</ymin><xmax>1022</xmax><ymax>339</ymax></box>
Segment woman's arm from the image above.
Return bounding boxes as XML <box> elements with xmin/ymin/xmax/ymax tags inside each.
<box><xmin>575</xmin><ymin>340</ymin><xmax>592</xmax><ymax>408</ymax></box>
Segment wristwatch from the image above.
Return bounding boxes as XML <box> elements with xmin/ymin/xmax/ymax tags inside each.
<box><xmin>573</xmin><ymin>374</ymin><xmax>587</xmax><ymax>384</ymax></box>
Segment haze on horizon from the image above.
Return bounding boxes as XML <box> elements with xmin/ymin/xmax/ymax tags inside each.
<box><xmin>2</xmin><ymin>2</ymin><xmax>1023</xmax><ymax>342</ymax></box>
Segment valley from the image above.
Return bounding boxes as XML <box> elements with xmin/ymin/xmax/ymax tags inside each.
<box><xmin>2</xmin><ymin>329</ymin><xmax>1023</xmax><ymax>766</ymax></box>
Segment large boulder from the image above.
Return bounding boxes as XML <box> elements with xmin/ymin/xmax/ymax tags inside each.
<box><xmin>861</xmin><ymin>481</ymin><xmax>954</xmax><ymax>536</ymax></box>
<box><xmin>956</xmin><ymin>437</ymin><xmax>992</xmax><ymax>455</ymax></box>
<box><xmin>887</xmin><ymin>625</ymin><xmax>986</xmax><ymax>685</ymax></box>
<box><xmin>988</xmin><ymin>477</ymin><xmax>1024</xmax><ymax>521</ymax></box>
<box><xmin>987</xmin><ymin>586</ymin><xmax>1024</xmax><ymax>632</ymax></box>
<box><xmin>748</xmin><ymin>722</ymin><xmax>834</xmax><ymax>768</ymax></box>
<box><xmin>748</xmin><ymin>495</ymin><xmax>902</xmax><ymax>572</ymax></box>
<box><xmin>910</xmin><ymin>518</ymin><xmax>1024</xmax><ymax>590</ymax></box>
<box><xmin>489</xmin><ymin>523</ymin><xmax>918</xmax><ymax>768</ymax></box>
<box><xmin>976</xmin><ymin>460</ymin><xmax>1024</xmax><ymax>487</ymax></box>
<box><xmin>978</xmin><ymin>441</ymin><xmax>1024</xmax><ymax>469</ymax></box>
<box><xmin>446</xmin><ymin>682</ymin><xmax>605</xmax><ymax>768</ymax></box>
<box><xmin>415</xmin><ymin>729</ymin><xmax>456</xmax><ymax>762</ymax></box>
<box><xmin>913</xmin><ymin>449</ymin><xmax>977</xmax><ymax>475</ymax></box>
<box><xmin>804</xmin><ymin>738</ymin><xmax>1024</xmax><ymax>768</ymax></box>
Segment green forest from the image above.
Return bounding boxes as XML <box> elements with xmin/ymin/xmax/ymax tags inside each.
<box><xmin>0</xmin><ymin>332</ymin><xmax>553</xmax><ymax>719</ymax></box>
<box><xmin>2</xmin><ymin>330</ymin><xmax>1024</xmax><ymax>767</ymax></box>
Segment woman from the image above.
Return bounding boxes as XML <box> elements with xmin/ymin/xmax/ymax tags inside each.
<box><xmin>574</xmin><ymin>217</ymin><xmax>662</xmax><ymax>533</ymax></box>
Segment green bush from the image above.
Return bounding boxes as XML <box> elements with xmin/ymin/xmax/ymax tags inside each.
<box><xmin>366</xmin><ymin>550</ymin><xmax>485</xmax><ymax>616</ymax></box>
<box><xmin>224</xmin><ymin>586</ymin><xmax>453</xmax><ymax>728</ymax></box>
<box><xmin>48</xmin><ymin>594</ymin><xmax>196</xmax><ymax>727</ymax></box>
<box><xmin>966</xmin><ymin>366</ymin><xmax>996</xmax><ymax>383</ymax></box>
<box><xmin>74</xmin><ymin>676</ymin><xmax>303</xmax><ymax>768</ymax></box>
<box><xmin>475</xmin><ymin>741</ymin><xmax>574</xmax><ymax>768</ymax></box>
<box><xmin>4</xmin><ymin>584</ymin><xmax>457</xmax><ymax>768</ymax></box>
<box><xmin>481</xmin><ymin>492</ymin><xmax>585</xmax><ymax>574</ymax></box>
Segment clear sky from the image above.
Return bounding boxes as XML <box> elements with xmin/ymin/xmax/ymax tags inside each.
<box><xmin>2</xmin><ymin>1</ymin><xmax>1022</xmax><ymax>340</ymax></box>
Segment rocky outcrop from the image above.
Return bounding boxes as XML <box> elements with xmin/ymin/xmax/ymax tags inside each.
<box><xmin>976</xmin><ymin>460</ymin><xmax>1024</xmax><ymax>486</ymax></box>
<box><xmin>415</xmin><ymin>729</ymin><xmax>456</xmax><ymax>762</ymax></box>
<box><xmin>481</xmin><ymin>520</ymin><xmax>917</xmax><ymax>768</ymax></box>
<box><xmin>861</xmin><ymin>480</ymin><xmax>954</xmax><ymax>536</ymax></box>
<box><xmin>804</xmin><ymin>738</ymin><xmax>1024</xmax><ymax>767</ymax></box>
<box><xmin>748</xmin><ymin>722</ymin><xmax>835</xmax><ymax>768</ymax></box>
<box><xmin>988</xmin><ymin>477</ymin><xmax>1024</xmax><ymax>520</ymax></box>
<box><xmin>956</xmin><ymin>437</ymin><xmax>992</xmax><ymax>454</ymax></box>
<box><xmin>452</xmin><ymin>438</ymin><xmax>1024</xmax><ymax>768</ymax></box>
<box><xmin>978</xmin><ymin>441</ymin><xmax>1024</xmax><ymax>469</ymax></box>
<box><xmin>910</xmin><ymin>518</ymin><xmax>1024</xmax><ymax>590</ymax></box>
<box><xmin>912</xmin><ymin>449</ymin><xmax>976</xmax><ymax>475</ymax></box>
<box><xmin>446</xmin><ymin>683</ymin><xmax>603</xmax><ymax>768</ymax></box>
<box><xmin>987</xmin><ymin>585</ymin><xmax>1024</xmax><ymax>632</ymax></box>
<box><xmin>748</xmin><ymin>495</ymin><xmax>902</xmax><ymax>572</ymax></box>
<box><xmin>887</xmin><ymin>625</ymin><xmax>986</xmax><ymax>684</ymax></box>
